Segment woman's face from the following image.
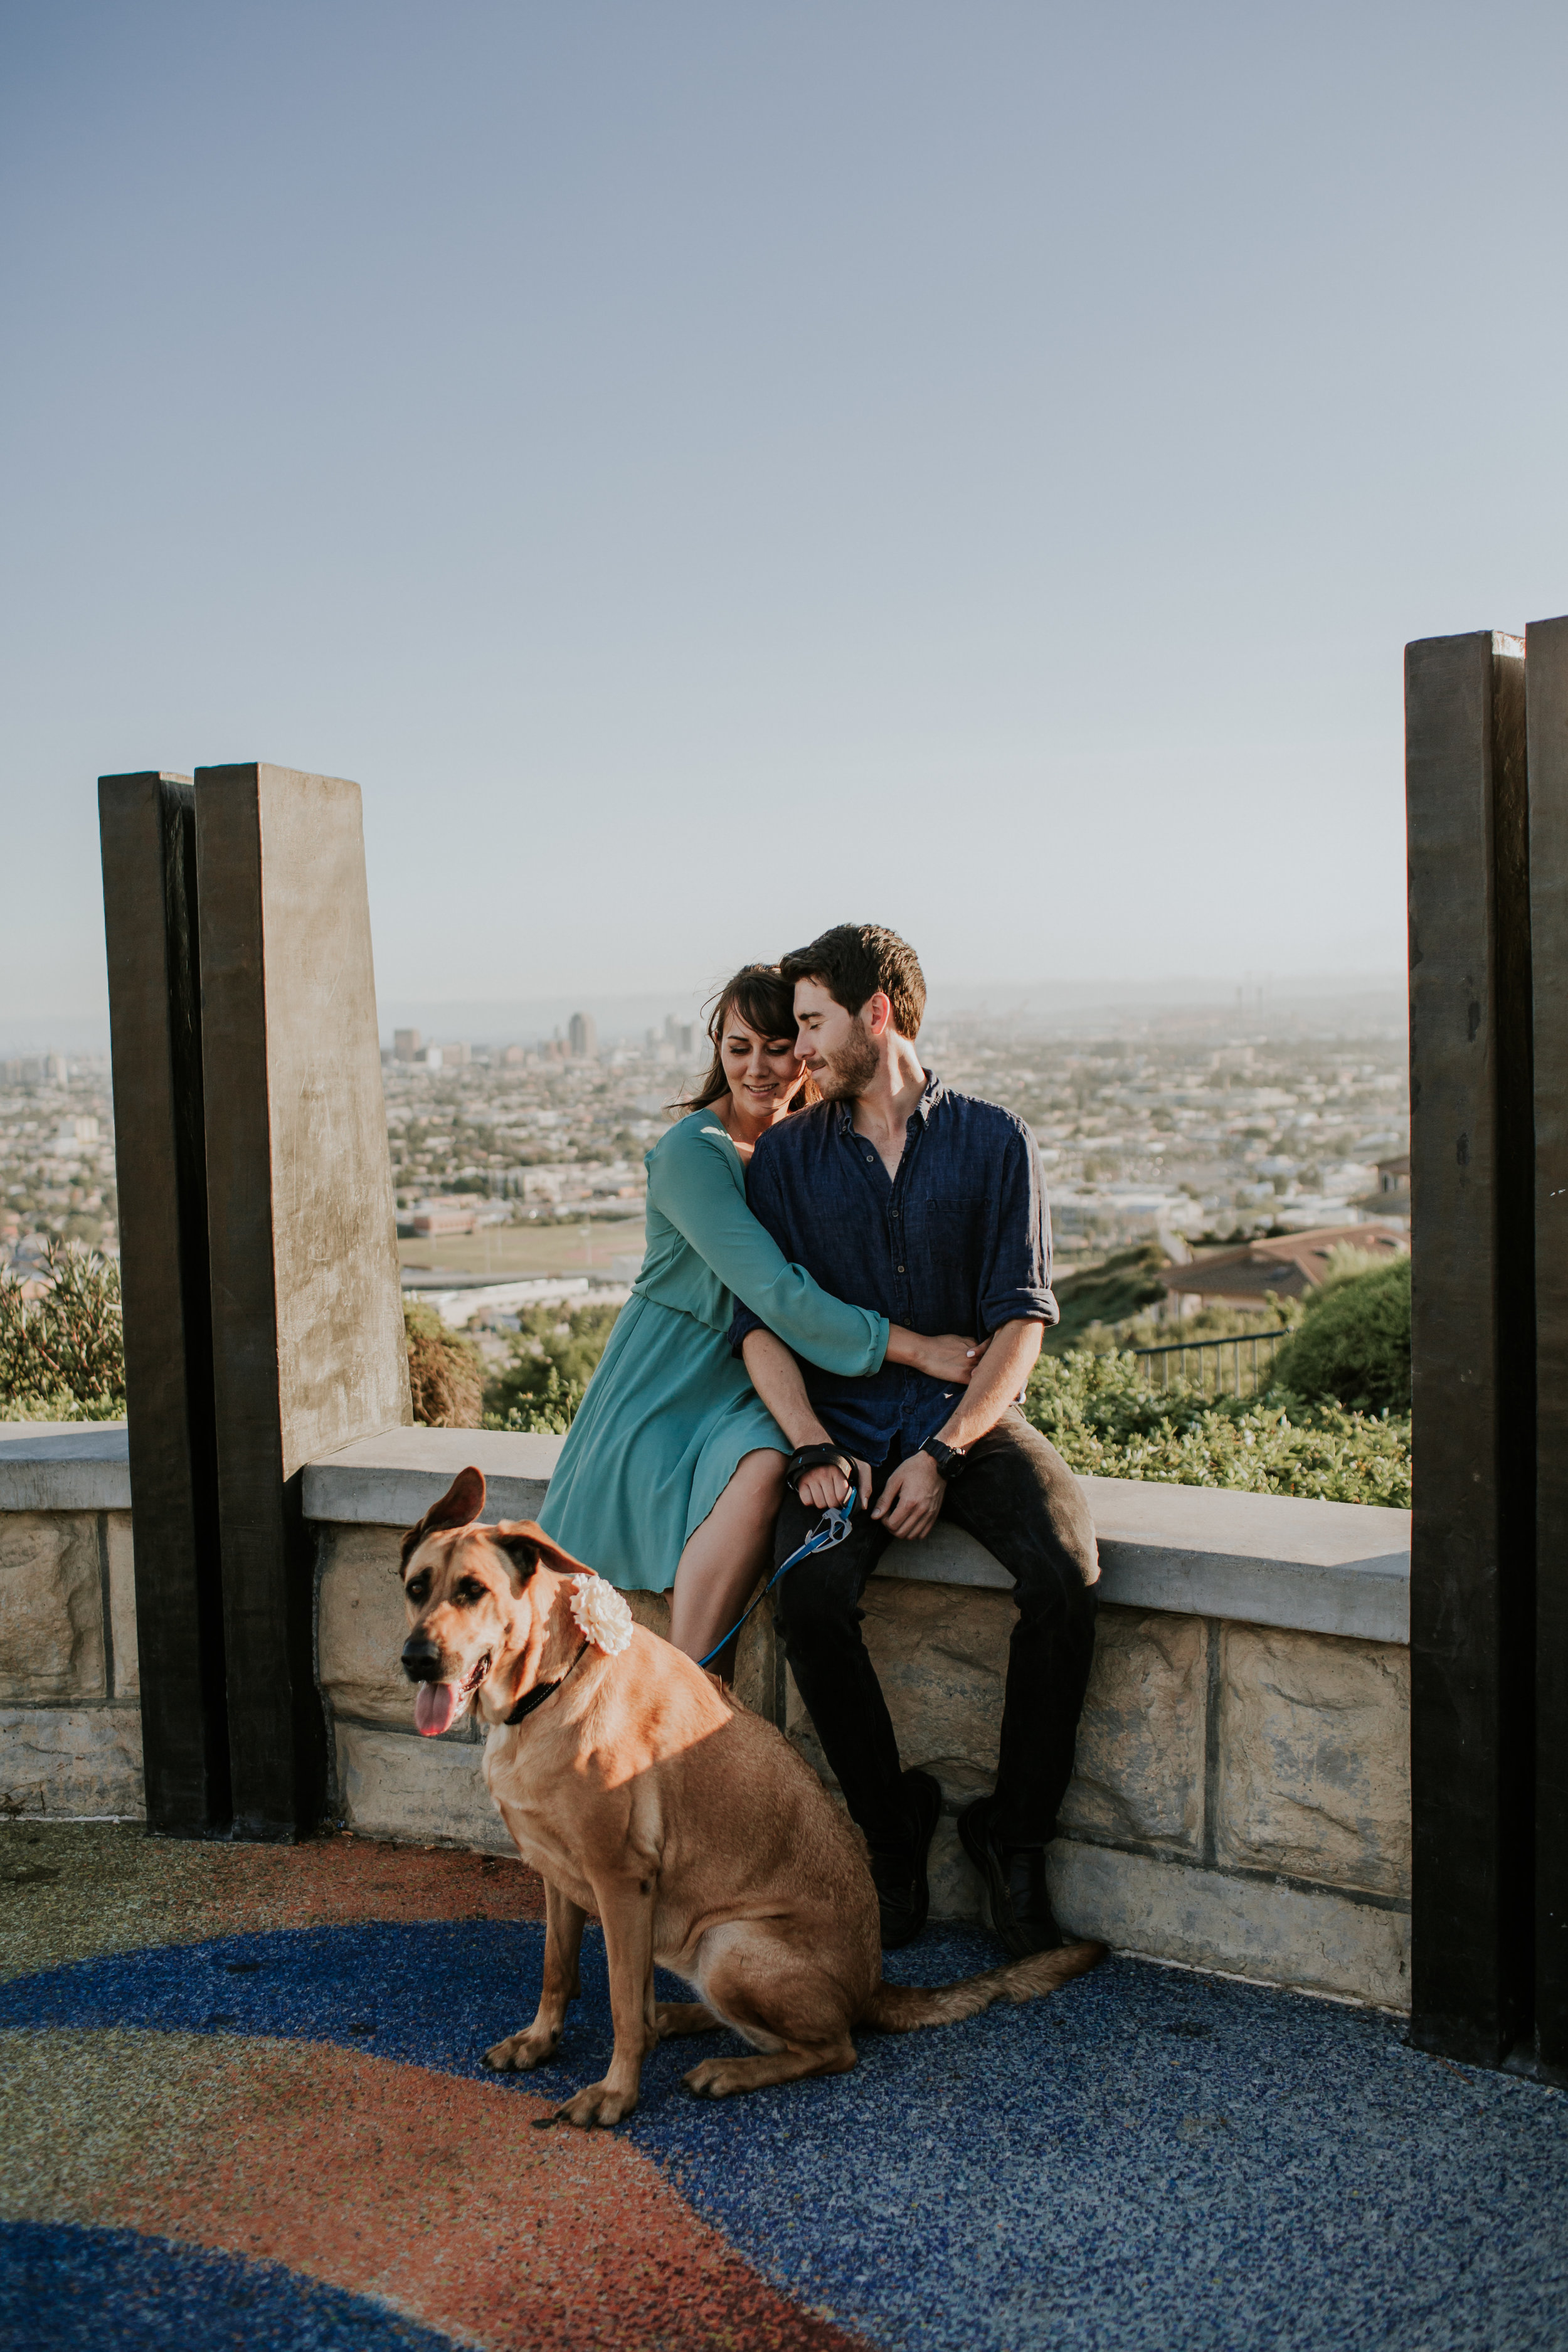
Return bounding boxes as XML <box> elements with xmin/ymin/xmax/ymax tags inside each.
<box><xmin>720</xmin><ymin>1009</ymin><xmax>807</xmax><ymax>1120</ymax></box>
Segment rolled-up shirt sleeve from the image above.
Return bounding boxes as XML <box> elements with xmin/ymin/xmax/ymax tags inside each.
<box><xmin>728</xmin><ymin>1300</ymin><xmax>765</xmax><ymax>1355</ymax></box>
<box><xmin>977</xmin><ymin>1123</ymin><xmax>1059</xmax><ymax>1336</ymax></box>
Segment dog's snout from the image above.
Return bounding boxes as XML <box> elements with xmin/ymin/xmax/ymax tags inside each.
<box><xmin>401</xmin><ymin>1632</ymin><xmax>443</xmax><ymax>1683</ymax></box>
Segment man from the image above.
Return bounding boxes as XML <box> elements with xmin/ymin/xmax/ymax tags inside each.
<box><xmin>730</xmin><ymin>923</ymin><xmax>1098</xmax><ymax>1956</ymax></box>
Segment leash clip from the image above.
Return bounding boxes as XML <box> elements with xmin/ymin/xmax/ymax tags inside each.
<box><xmin>697</xmin><ymin>1481</ymin><xmax>857</xmax><ymax>1670</ymax></box>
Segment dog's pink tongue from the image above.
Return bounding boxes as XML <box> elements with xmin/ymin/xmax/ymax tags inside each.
<box><xmin>415</xmin><ymin>1681</ymin><xmax>457</xmax><ymax>1738</ymax></box>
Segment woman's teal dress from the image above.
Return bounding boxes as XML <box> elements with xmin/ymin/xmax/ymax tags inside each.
<box><xmin>536</xmin><ymin>1111</ymin><xmax>887</xmax><ymax>1591</ymax></box>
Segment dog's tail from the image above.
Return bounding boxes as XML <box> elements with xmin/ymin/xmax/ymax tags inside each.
<box><xmin>862</xmin><ymin>1937</ymin><xmax>1108</xmax><ymax>2033</ymax></box>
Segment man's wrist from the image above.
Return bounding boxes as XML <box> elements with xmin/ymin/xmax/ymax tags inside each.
<box><xmin>919</xmin><ymin>1434</ymin><xmax>969</xmax><ymax>1480</ymax></box>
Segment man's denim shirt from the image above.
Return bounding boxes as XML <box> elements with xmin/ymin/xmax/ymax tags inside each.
<box><xmin>728</xmin><ymin>1072</ymin><xmax>1058</xmax><ymax>1466</ymax></box>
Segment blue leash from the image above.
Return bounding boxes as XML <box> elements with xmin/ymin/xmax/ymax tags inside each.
<box><xmin>697</xmin><ymin>1488</ymin><xmax>857</xmax><ymax>1670</ymax></box>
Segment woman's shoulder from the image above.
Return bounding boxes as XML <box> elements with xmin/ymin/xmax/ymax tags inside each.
<box><xmin>647</xmin><ymin>1108</ymin><xmax>739</xmax><ymax>1172</ymax></box>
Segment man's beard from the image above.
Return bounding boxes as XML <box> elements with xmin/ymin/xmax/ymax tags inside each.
<box><xmin>813</xmin><ymin>1022</ymin><xmax>879</xmax><ymax>1101</ymax></box>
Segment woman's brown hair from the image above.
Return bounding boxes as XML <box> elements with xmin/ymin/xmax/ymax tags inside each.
<box><xmin>677</xmin><ymin>964</ymin><xmax>819</xmax><ymax>1116</ymax></box>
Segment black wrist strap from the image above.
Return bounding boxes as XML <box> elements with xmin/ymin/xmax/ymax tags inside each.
<box><xmin>919</xmin><ymin>1435</ymin><xmax>968</xmax><ymax>1479</ymax></box>
<box><xmin>785</xmin><ymin>1443</ymin><xmax>856</xmax><ymax>1495</ymax></box>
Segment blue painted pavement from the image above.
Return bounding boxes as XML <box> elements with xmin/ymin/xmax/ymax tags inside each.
<box><xmin>4</xmin><ymin>1920</ymin><xmax>1567</xmax><ymax>2349</ymax></box>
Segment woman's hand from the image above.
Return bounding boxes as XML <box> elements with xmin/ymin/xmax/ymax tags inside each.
<box><xmin>797</xmin><ymin>1454</ymin><xmax>871</xmax><ymax>1512</ymax></box>
<box><xmin>916</xmin><ymin>1332</ymin><xmax>991</xmax><ymax>1386</ymax></box>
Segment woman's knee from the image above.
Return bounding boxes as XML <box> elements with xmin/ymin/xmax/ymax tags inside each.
<box><xmin>733</xmin><ymin>1448</ymin><xmax>788</xmax><ymax>1507</ymax></box>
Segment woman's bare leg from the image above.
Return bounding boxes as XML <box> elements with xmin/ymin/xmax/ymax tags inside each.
<box><xmin>668</xmin><ymin>1448</ymin><xmax>787</xmax><ymax>1677</ymax></box>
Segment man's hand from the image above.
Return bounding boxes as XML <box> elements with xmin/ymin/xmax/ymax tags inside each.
<box><xmin>871</xmin><ymin>1449</ymin><xmax>944</xmax><ymax>1541</ymax></box>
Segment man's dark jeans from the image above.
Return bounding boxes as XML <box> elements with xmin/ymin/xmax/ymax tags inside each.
<box><xmin>771</xmin><ymin>1407</ymin><xmax>1099</xmax><ymax>1856</ymax></box>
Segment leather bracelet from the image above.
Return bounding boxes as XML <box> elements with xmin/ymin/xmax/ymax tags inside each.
<box><xmin>784</xmin><ymin>1443</ymin><xmax>857</xmax><ymax>1495</ymax></box>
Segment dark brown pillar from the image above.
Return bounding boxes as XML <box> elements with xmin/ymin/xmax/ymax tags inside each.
<box><xmin>1527</xmin><ymin>615</ymin><xmax>1568</xmax><ymax>2082</ymax></box>
<box><xmin>195</xmin><ymin>764</ymin><xmax>411</xmax><ymax>1840</ymax></box>
<box><xmin>1406</xmin><ymin>630</ymin><xmax>1535</xmax><ymax>2067</ymax></box>
<box><xmin>98</xmin><ymin>771</ymin><xmax>230</xmax><ymax>1836</ymax></box>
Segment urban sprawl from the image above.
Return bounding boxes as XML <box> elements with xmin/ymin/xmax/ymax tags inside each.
<box><xmin>1</xmin><ymin>1008</ymin><xmax>1409</xmax><ymax>1311</ymax></box>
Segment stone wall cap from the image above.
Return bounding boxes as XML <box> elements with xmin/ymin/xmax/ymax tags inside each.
<box><xmin>295</xmin><ymin>1425</ymin><xmax>1409</xmax><ymax>1643</ymax></box>
<box><xmin>301</xmin><ymin>1425</ymin><xmax>564</xmax><ymax>1529</ymax></box>
<box><xmin>883</xmin><ymin>1478</ymin><xmax>1409</xmax><ymax>1643</ymax></box>
<box><xmin>1076</xmin><ymin>1473</ymin><xmax>1409</xmax><ymax>1565</ymax></box>
<box><xmin>0</xmin><ymin>1421</ymin><xmax>131</xmax><ymax>1512</ymax></box>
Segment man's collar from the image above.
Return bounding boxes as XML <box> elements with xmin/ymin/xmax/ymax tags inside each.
<box><xmin>914</xmin><ymin>1069</ymin><xmax>946</xmax><ymax>1122</ymax></box>
<box><xmin>835</xmin><ymin>1069</ymin><xmax>946</xmax><ymax>1133</ymax></box>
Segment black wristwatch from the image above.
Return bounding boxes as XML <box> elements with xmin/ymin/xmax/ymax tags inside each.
<box><xmin>919</xmin><ymin>1435</ymin><xmax>969</xmax><ymax>1480</ymax></box>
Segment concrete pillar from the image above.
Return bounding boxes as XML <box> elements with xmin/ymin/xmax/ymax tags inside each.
<box><xmin>196</xmin><ymin>765</ymin><xmax>411</xmax><ymax>1840</ymax></box>
<box><xmin>1527</xmin><ymin>615</ymin><xmax>1568</xmax><ymax>2082</ymax></box>
<box><xmin>1405</xmin><ymin>630</ymin><xmax>1536</xmax><ymax>2067</ymax></box>
<box><xmin>98</xmin><ymin>772</ymin><xmax>231</xmax><ymax>1836</ymax></box>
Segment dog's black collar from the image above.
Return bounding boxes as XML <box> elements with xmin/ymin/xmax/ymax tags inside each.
<box><xmin>504</xmin><ymin>1641</ymin><xmax>590</xmax><ymax>1725</ymax></box>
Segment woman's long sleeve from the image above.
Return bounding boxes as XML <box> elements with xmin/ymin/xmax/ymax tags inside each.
<box><xmin>650</xmin><ymin>1121</ymin><xmax>888</xmax><ymax>1377</ymax></box>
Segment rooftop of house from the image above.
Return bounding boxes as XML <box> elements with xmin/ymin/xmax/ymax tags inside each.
<box><xmin>1161</xmin><ymin>1222</ymin><xmax>1409</xmax><ymax>1299</ymax></box>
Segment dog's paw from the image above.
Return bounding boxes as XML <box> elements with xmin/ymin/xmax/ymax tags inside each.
<box><xmin>682</xmin><ymin>2058</ymin><xmax>751</xmax><ymax>2099</ymax></box>
<box><xmin>534</xmin><ymin>2078</ymin><xmax>637</xmax><ymax>2129</ymax></box>
<box><xmin>484</xmin><ymin>2029</ymin><xmax>559</xmax><ymax>2072</ymax></box>
<box><xmin>654</xmin><ymin>2001</ymin><xmax>721</xmax><ymax>2039</ymax></box>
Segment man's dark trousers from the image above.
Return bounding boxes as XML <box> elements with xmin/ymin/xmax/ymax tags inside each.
<box><xmin>771</xmin><ymin>1407</ymin><xmax>1099</xmax><ymax>1857</ymax></box>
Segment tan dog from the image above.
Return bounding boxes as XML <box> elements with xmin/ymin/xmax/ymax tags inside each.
<box><xmin>399</xmin><ymin>1465</ymin><xmax>1106</xmax><ymax>2127</ymax></box>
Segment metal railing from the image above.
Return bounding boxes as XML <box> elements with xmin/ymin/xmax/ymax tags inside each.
<box><xmin>1128</xmin><ymin>1328</ymin><xmax>1285</xmax><ymax>1399</ymax></box>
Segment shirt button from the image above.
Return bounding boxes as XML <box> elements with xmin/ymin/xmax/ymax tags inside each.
<box><xmin>897</xmin><ymin>1264</ymin><xmax>905</xmax><ymax>1273</ymax></box>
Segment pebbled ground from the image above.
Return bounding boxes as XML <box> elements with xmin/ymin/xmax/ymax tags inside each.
<box><xmin>1</xmin><ymin>1823</ymin><xmax>1565</xmax><ymax>2351</ymax></box>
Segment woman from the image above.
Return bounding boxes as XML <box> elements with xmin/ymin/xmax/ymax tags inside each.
<box><xmin>536</xmin><ymin>964</ymin><xmax>979</xmax><ymax>1669</ymax></box>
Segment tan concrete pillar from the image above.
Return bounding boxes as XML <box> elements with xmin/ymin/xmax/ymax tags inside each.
<box><xmin>196</xmin><ymin>765</ymin><xmax>411</xmax><ymax>1839</ymax></box>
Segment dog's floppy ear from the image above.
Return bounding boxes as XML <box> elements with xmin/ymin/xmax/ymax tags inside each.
<box><xmin>490</xmin><ymin>1519</ymin><xmax>594</xmax><ymax>1582</ymax></box>
<box><xmin>400</xmin><ymin>1465</ymin><xmax>487</xmax><ymax>1571</ymax></box>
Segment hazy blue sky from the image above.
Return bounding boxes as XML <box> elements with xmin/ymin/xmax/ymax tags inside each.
<box><xmin>4</xmin><ymin>2</ymin><xmax>1567</xmax><ymax>1036</ymax></box>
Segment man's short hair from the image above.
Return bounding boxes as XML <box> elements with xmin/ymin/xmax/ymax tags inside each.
<box><xmin>780</xmin><ymin>924</ymin><xmax>926</xmax><ymax>1040</ymax></box>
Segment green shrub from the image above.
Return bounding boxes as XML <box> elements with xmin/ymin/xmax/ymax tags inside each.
<box><xmin>1269</xmin><ymin>1255</ymin><xmax>1410</xmax><ymax>1414</ymax></box>
<box><xmin>482</xmin><ymin>1301</ymin><xmax>620</xmax><ymax>1435</ymax></box>
<box><xmin>1020</xmin><ymin>1348</ymin><xmax>1410</xmax><ymax>1507</ymax></box>
<box><xmin>0</xmin><ymin>1243</ymin><xmax>126</xmax><ymax>1421</ymax></box>
<box><xmin>484</xmin><ymin>1361</ymin><xmax>590</xmax><ymax>1437</ymax></box>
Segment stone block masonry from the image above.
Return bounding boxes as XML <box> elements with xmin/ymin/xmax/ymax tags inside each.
<box><xmin>1</xmin><ymin>1425</ymin><xmax>141</xmax><ymax>1818</ymax></box>
<box><xmin>1</xmin><ymin>1420</ymin><xmax>1412</xmax><ymax>2006</ymax></box>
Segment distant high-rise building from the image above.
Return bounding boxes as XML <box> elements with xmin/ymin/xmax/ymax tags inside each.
<box><xmin>394</xmin><ymin>1028</ymin><xmax>421</xmax><ymax>1062</ymax></box>
<box><xmin>441</xmin><ymin>1041</ymin><xmax>471</xmax><ymax>1067</ymax></box>
<box><xmin>569</xmin><ymin>1011</ymin><xmax>598</xmax><ymax>1062</ymax></box>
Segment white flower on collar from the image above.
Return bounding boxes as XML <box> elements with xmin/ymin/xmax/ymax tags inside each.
<box><xmin>568</xmin><ymin>1572</ymin><xmax>634</xmax><ymax>1656</ymax></box>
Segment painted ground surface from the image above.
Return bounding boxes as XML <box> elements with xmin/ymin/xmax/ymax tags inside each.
<box><xmin>3</xmin><ymin>1822</ymin><xmax>1566</xmax><ymax>2350</ymax></box>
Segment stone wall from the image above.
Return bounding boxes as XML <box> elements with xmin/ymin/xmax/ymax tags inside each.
<box><xmin>791</xmin><ymin>1578</ymin><xmax>1410</xmax><ymax>2006</ymax></box>
<box><xmin>0</xmin><ymin>1421</ymin><xmax>1413</xmax><ymax>2007</ymax></box>
<box><xmin>0</xmin><ymin>1486</ymin><xmax>142</xmax><ymax>1819</ymax></box>
<box><xmin>311</xmin><ymin>1490</ymin><xmax>1411</xmax><ymax>2008</ymax></box>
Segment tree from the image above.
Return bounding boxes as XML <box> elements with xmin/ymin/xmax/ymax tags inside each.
<box><xmin>0</xmin><ymin>1242</ymin><xmax>126</xmax><ymax>1420</ymax></box>
<box><xmin>1270</xmin><ymin>1254</ymin><xmax>1410</xmax><ymax>1414</ymax></box>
